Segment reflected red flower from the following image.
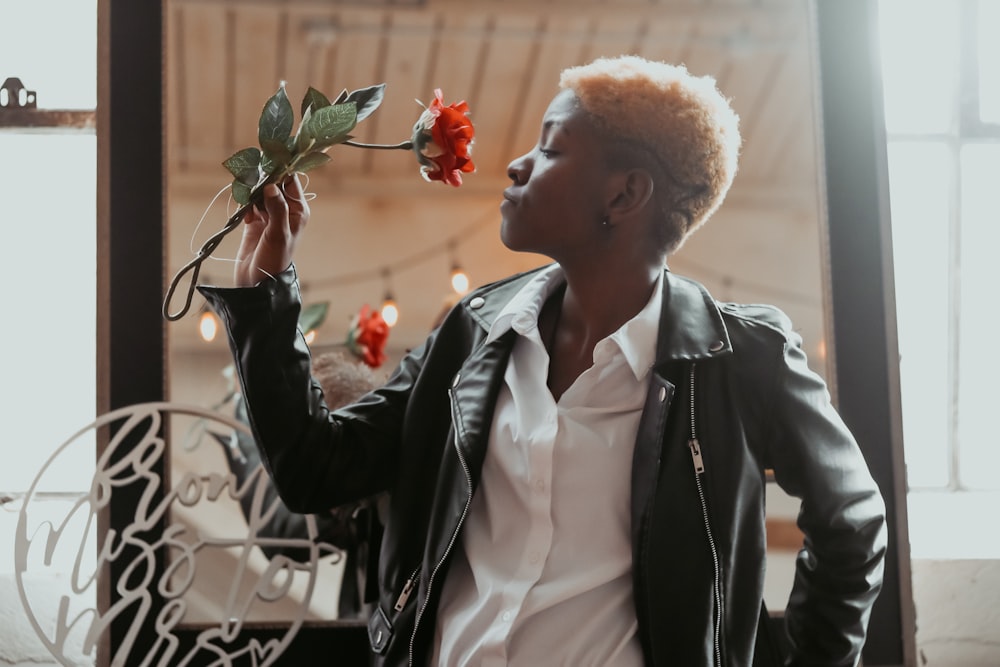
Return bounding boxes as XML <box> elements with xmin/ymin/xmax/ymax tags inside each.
<box><xmin>346</xmin><ymin>305</ymin><xmax>389</xmax><ymax>368</ymax></box>
<box><xmin>412</xmin><ymin>89</ymin><xmax>476</xmax><ymax>187</ymax></box>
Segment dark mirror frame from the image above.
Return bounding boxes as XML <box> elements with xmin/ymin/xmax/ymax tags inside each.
<box><xmin>97</xmin><ymin>0</ymin><xmax>915</xmax><ymax>664</ymax></box>
<box><xmin>812</xmin><ymin>2</ymin><xmax>915</xmax><ymax>664</ymax></box>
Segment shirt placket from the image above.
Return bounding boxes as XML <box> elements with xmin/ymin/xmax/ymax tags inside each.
<box><xmin>484</xmin><ymin>324</ymin><xmax>558</xmax><ymax>664</ymax></box>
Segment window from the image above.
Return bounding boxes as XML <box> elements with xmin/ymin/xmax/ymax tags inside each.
<box><xmin>878</xmin><ymin>0</ymin><xmax>1000</xmax><ymax>557</ymax></box>
<box><xmin>0</xmin><ymin>0</ymin><xmax>97</xmax><ymax>574</ymax></box>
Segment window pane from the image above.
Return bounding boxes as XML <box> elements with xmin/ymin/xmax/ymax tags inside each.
<box><xmin>887</xmin><ymin>141</ymin><xmax>951</xmax><ymax>488</ymax></box>
<box><xmin>0</xmin><ymin>0</ymin><xmax>97</xmax><ymax>108</ymax></box>
<box><xmin>978</xmin><ymin>0</ymin><xmax>1000</xmax><ymax>124</ymax></box>
<box><xmin>0</xmin><ymin>135</ymin><xmax>96</xmax><ymax>492</ymax></box>
<box><xmin>958</xmin><ymin>144</ymin><xmax>1000</xmax><ymax>490</ymax></box>
<box><xmin>878</xmin><ymin>0</ymin><xmax>959</xmax><ymax>134</ymax></box>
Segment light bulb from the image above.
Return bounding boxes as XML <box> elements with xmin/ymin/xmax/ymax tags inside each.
<box><xmin>450</xmin><ymin>266</ymin><xmax>470</xmax><ymax>295</ymax></box>
<box><xmin>304</xmin><ymin>329</ymin><xmax>317</xmax><ymax>345</ymax></box>
<box><xmin>381</xmin><ymin>297</ymin><xmax>399</xmax><ymax>327</ymax></box>
<box><xmin>199</xmin><ymin>310</ymin><xmax>218</xmax><ymax>342</ymax></box>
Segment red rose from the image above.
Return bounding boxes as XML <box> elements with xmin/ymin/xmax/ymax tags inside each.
<box><xmin>347</xmin><ymin>305</ymin><xmax>389</xmax><ymax>368</ymax></box>
<box><xmin>411</xmin><ymin>89</ymin><xmax>476</xmax><ymax>187</ymax></box>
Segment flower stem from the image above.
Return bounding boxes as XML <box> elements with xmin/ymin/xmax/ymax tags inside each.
<box><xmin>343</xmin><ymin>139</ymin><xmax>413</xmax><ymax>151</ymax></box>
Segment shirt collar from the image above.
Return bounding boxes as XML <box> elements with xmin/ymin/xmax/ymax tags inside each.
<box><xmin>485</xmin><ymin>265</ymin><xmax>663</xmax><ymax>382</ymax></box>
<box><xmin>486</xmin><ymin>264</ymin><xmax>563</xmax><ymax>344</ymax></box>
<box><xmin>609</xmin><ymin>271</ymin><xmax>662</xmax><ymax>382</ymax></box>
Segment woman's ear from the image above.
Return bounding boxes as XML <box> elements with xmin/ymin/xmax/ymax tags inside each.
<box><xmin>606</xmin><ymin>168</ymin><xmax>655</xmax><ymax>219</ymax></box>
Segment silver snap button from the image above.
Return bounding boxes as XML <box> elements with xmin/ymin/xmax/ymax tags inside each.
<box><xmin>709</xmin><ymin>340</ymin><xmax>725</xmax><ymax>353</ymax></box>
<box><xmin>452</xmin><ymin>372</ymin><xmax>461</xmax><ymax>387</ymax></box>
<box><xmin>658</xmin><ymin>386</ymin><xmax>667</xmax><ymax>402</ymax></box>
<box><xmin>470</xmin><ymin>296</ymin><xmax>485</xmax><ymax>309</ymax></box>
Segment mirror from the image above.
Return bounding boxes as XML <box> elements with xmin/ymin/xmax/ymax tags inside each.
<box><xmin>164</xmin><ymin>0</ymin><xmax>828</xmax><ymax>625</ymax></box>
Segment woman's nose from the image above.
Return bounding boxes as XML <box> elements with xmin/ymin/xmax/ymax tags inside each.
<box><xmin>507</xmin><ymin>153</ymin><xmax>531</xmax><ymax>184</ymax></box>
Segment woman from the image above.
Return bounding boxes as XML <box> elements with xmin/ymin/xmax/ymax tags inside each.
<box><xmin>201</xmin><ymin>55</ymin><xmax>886</xmax><ymax>666</ymax></box>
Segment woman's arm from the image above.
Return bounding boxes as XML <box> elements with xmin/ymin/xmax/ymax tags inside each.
<box><xmin>766</xmin><ymin>330</ymin><xmax>888</xmax><ymax>666</ymax></box>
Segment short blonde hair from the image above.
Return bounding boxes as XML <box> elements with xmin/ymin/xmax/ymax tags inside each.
<box><xmin>560</xmin><ymin>55</ymin><xmax>741</xmax><ymax>253</ymax></box>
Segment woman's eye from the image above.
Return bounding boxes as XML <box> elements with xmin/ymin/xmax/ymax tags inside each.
<box><xmin>539</xmin><ymin>148</ymin><xmax>556</xmax><ymax>158</ymax></box>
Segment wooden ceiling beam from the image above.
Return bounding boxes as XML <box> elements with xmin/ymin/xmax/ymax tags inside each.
<box><xmin>168</xmin><ymin>0</ymin><xmax>793</xmax><ymax>23</ymax></box>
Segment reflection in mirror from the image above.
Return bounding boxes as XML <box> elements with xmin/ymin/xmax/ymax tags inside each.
<box><xmin>165</xmin><ymin>0</ymin><xmax>827</xmax><ymax>624</ymax></box>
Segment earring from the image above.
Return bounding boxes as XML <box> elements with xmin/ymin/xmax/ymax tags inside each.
<box><xmin>601</xmin><ymin>217</ymin><xmax>610</xmax><ymax>228</ymax></box>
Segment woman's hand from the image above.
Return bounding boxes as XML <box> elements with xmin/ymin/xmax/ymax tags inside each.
<box><xmin>234</xmin><ymin>174</ymin><xmax>310</xmax><ymax>287</ymax></box>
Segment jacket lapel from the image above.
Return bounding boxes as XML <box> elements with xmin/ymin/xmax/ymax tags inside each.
<box><xmin>654</xmin><ymin>269</ymin><xmax>733</xmax><ymax>364</ymax></box>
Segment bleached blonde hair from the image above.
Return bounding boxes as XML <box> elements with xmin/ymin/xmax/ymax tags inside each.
<box><xmin>560</xmin><ymin>55</ymin><xmax>741</xmax><ymax>253</ymax></box>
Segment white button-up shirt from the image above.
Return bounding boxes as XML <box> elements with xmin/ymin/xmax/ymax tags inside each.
<box><xmin>431</xmin><ymin>265</ymin><xmax>663</xmax><ymax>666</ymax></box>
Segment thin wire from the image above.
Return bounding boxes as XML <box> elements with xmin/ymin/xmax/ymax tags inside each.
<box><xmin>163</xmin><ymin>198</ymin><xmax>253</xmax><ymax>321</ymax></box>
<box><xmin>189</xmin><ymin>183</ymin><xmax>236</xmax><ymax>254</ymax></box>
<box><xmin>164</xmin><ymin>176</ymin><xmax>324</xmax><ymax>321</ymax></box>
<box><xmin>308</xmin><ymin>205</ymin><xmax>496</xmax><ymax>290</ymax></box>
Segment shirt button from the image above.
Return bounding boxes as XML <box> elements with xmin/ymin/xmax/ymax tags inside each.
<box><xmin>533</xmin><ymin>479</ymin><xmax>545</xmax><ymax>492</ymax></box>
<box><xmin>470</xmin><ymin>296</ymin><xmax>485</xmax><ymax>309</ymax></box>
<box><xmin>502</xmin><ymin>611</ymin><xmax>512</xmax><ymax>622</ymax></box>
<box><xmin>529</xmin><ymin>552</ymin><xmax>541</xmax><ymax>564</ymax></box>
<box><xmin>709</xmin><ymin>340</ymin><xmax>725</xmax><ymax>353</ymax></box>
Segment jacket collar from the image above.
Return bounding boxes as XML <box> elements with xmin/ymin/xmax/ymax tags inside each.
<box><xmin>461</xmin><ymin>264</ymin><xmax>731</xmax><ymax>365</ymax></box>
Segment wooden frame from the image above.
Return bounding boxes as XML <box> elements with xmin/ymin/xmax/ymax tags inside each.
<box><xmin>813</xmin><ymin>1</ymin><xmax>916</xmax><ymax>664</ymax></box>
<box><xmin>96</xmin><ymin>0</ymin><xmax>916</xmax><ymax>663</ymax></box>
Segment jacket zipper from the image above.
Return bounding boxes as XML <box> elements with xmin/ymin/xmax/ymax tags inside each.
<box><xmin>394</xmin><ymin>566</ymin><xmax>420</xmax><ymax>611</ymax></box>
<box><xmin>407</xmin><ymin>387</ymin><xmax>474</xmax><ymax>666</ymax></box>
<box><xmin>688</xmin><ymin>363</ymin><xmax>724</xmax><ymax>667</ymax></box>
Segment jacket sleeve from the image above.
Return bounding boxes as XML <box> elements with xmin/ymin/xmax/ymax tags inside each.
<box><xmin>763</xmin><ymin>326</ymin><xmax>888</xmax><ymax>666</ymax></box>
<box><xmin>198</xmin><ymin>265</ymin><xmax>426</xmax><ymax>514</ymax></box>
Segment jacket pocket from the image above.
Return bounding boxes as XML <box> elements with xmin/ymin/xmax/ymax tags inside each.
<box><xmin>368</xmin><ymin>605</ymin><xmax>394</xmax><ymax>655</ymax></box>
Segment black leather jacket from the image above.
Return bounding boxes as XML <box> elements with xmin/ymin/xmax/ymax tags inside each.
<box><xmin>201</xmin><ymin>264</ymin><xmax>886</xmax><ymax>667</ymax></box>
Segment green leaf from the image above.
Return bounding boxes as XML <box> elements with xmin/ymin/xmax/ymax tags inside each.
<box><xmin>299</xmin><ymin>301</ymin><xmax>329</xmax><ymax>332</ymax></box>
<box><xmin>232</xmin><ymin>179</ymin><xmax>253</xmax><ymax>206</ymax></box>
<box><xmin>301</xmin><ymin>86</ymin><xmax>332</xmax><ymax>116</ymax></box>
<box><xmin>260</xmin><ymin>138</ymin><xmax>293</xmax><ymax>175</ymax></box>
<box><xmin>300</xmin><ymin>102</ymin><xmax>357</xmax><ymax>150</ymax></box>
<box><xmin>258</xmin><ymin>84</ymin><xmax>295</xmax><ymax>148</ymax></box>
<box><xmin>293</xmin><ymin>151</ymin><xmax>332</xmax><ymax>173</ymax></box>
<box><xmin>295</xmin><ymin>106</ymin><xmax>315</xmax><ymax>153</ymax></box>
<box><xmin>345</xmin><ymin>83</ymin><xmax>386</xmax><ymax>123</ymax></box>
<box><xmin>333</xmin><ymin>88</ymin><xmax>349</xmax><ymax>104</ymax></box>
<box><xmin>222</xmin><ymin>147</ymin><xmax>262</xmax><ymax>184</ymax></box>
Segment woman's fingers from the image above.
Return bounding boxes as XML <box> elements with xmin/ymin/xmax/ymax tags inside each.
<box><xmin>281</xmin><ymin>174</ymin><xmax>310</xmax><ymax>234</ymax></box>
<box><xmin>261</xmin><ymin>182</ymin><xmax>289</xmax><ymax>237</ymax></box>
<box><xmin>234</xmin><ymin>209</ymin><xmax>265</xmax><ymax>286</ymax></box>
<box><xmin>232</xmin><ymin>175</ymin><xmax>309</xmax><ymax>286</ymax></box>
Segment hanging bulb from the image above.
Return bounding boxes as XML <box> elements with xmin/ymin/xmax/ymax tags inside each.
<box><xmin>450</xmin><ymin>264</ymin><xmax>470</xmax><ymax>295</ymax></box>
<box><xmin>380</xmin><ymin>268</ymin><xmax>399</xmax><ymax>327</ymax></box>
<box><xmin>447</xmin><ymin>241</ymin><xmax>470</xmax><ymax>296</ymax></box>
<box><xmin>381</xmin><ymin>294</ymin><xmax>399</xmax><ymax>327</ymax></box>
<box><xmin>199</xmin><ymin>309</ymin><xmax>218</xmax><ymax>343</ymax></box>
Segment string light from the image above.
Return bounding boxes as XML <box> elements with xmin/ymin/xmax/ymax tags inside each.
<box><xmin>381</xmin><ymin>295</ymin><xmax>399</xmax><ymax>327</ymax></box>
<box><xmin>448</xmin><ymin>241</ymin><xmax>470</xmax><ymax>295</ymax></box>
<box><xmin>450</xmin><ymin>266</ymin><xmax>470</xmax><ymax>295</ymax></box>
<box><xmin>286</xmin><ymin>209</ymin><xmax>510</xmax><ymax>330</ymax></box>
<box><xmin>198</xmin><ymin>307</ymin><xmax>218</xmax><ymax>343</ymax></box>
<box><xmin>380</xmin><ymin>269</ymin><xmax>399</xmax><ymax>327</ymax></box>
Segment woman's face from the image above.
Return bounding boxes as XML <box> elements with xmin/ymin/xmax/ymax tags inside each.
<box><xmin>500</xmin><ymin>89</ymin><xmax>614</xmax><ymax>261</ymax></box>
